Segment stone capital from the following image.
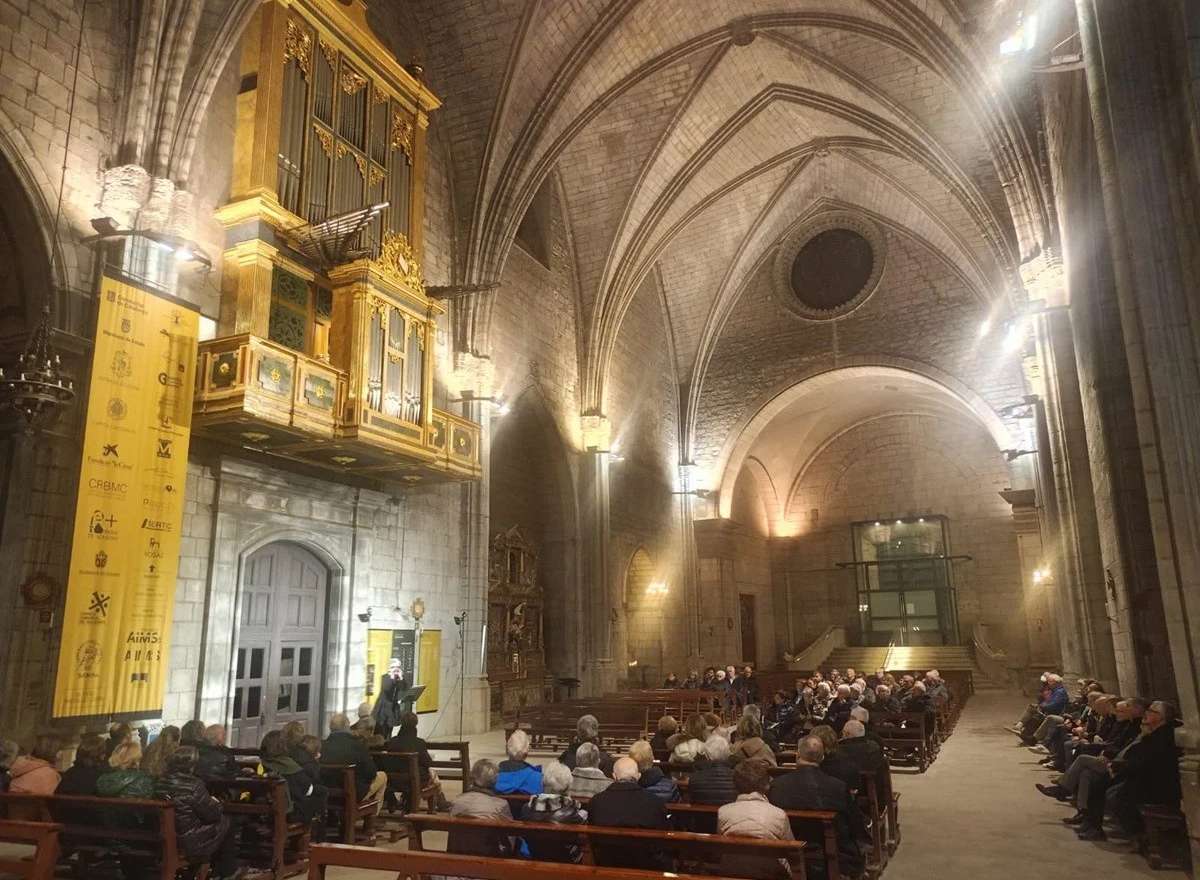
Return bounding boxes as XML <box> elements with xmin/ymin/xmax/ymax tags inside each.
<box><xmin>428</xmin><ymin>283</ymin><xmax>501</xmax><ymax>361</ymax></box>
<box><xmin>580</xmin><ymin>413</ymin><xmax>613</xmax><ymax>452</ymax></box>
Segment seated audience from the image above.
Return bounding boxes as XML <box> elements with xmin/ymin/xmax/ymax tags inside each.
<box><xmin>826</xmin><ymin>685</ymin><xmax>855</xmax><ymax>733</ymax></box>
<box><xmin>0</xmin><ymin>739</ymin><xmax>18</xmax><ymax>791</ymax></box>
<box><xmin>105</xmin><ymin>722</ymin><xmax>134</xmax><ymax>759</ymax></box>
<box><xmin>811</xmin><ymin>681</ymin><xmax>833</xmax><ymax>719</ymax></box>
<box><xmin>322</xmin><ymin>712</ymin><xmax>387</xmax><ymax>813</ymax></box>
<box><xmin>663</xmin><ymin>672</ymin><xmax>680</xmax><ymax>688</ymax></box>
<box><xmin>822</xmin><ymin>721</ymin><xmax>887</xmax><ymax>794</ymax></box>
<box><xmin>57</xmin><ymin>733</ymin><xmax>107</xmax><ymax>796</ymax></box>
<box><xmin>558</xmin><ymin>714</ymin><xmax>614</xmax><ymax>775</ymax></box>
<box><xmin>98</xmin><ymin>740</ymin><xmax>153</xmax><ymax>798</ymax></box>
<box><xmin>650</xmin><ymin>715</ymin><xmax>677</xmax><ymax>753</ymax></box>
<box><xmin>682</xmin><ymin>669</ymin><xmax>702</xmax><ymax>689</ymax></box>
<box><xmin>7</xmin><ymin>736</ymin><xmax>61</xmax><ymax>795</ymax></box>
<box><xmin>668</xmin><ymin>712</ymin><xmax>708</xmax><ymax>762</ymax></box>
<box><xmin>719</xmin><ymin>758</ymin><xmax>795</xmax><ymax>880</ymax></box>
<box><xmin>588</xmin><ymin>756</ymin><xmax>668</xmax><ymax>870</ymax></box>
<box><xmin>525</xmin><ymin>760</ymin><xmax>587</xmax><ymax>862</ymax></box>
<box><xmin>387</xmin><ymin>712</ymin><xmax>451</xmax><ymax>809</ymax></box>
<box><xmin>449</xmin><ymin>759</ymin><xmax>513</xmax><ymax>856</ymax></box>
<box><xmin>140</xmin><ymin>725</ymin><xmax>181</xmax><ymax>777</ymax></box>
<box><xmin>732</xmin><ymin>713</ymin><xmax>777</xmax><ymax>766</ymax></box>
<box><xmin>283</xmin><ymin>721</ymin><xmax>320</xmax><ymax>782</ymax></box>
<box><xmin>261</xmin><ymin>729</ymin><xmax>328</xmax><ymax>837</ymax></box>
<box><xmin>872</xmin><ymin>685</ymin><xmax>900</xmax><ymax>716</ymax></box>
<box><xmin>496</xmin><ymin>728</ymin><xmax>543</xmax><ymax>795</ymax></box>
<box><xmin>689</xmin><ymin>734</ymin><xmax>738</xmax><ymax>805</ymax></box>
<box><xmin>769</xmin><ymin>735</ymin><xmax>866</xmax><ymax>879</ymax></box>
<box><xmin>193</xmin><ymin>722</ymin><xmax>238</xmax><ymax>779</ymax></box>
<box><xmin>569</xmin><ymin>742</ymin><xmax>613</xmax><ymax>798</ymax></box>
<box><xmin>628</xmin><ymin>739</ymin><xmax>679</xmax><ymax>803</ymax></box>
<box><xmin>903</xmin><ymin>682</ymin><xmax>933</xmax><ymax>716</ymax></box>
<box><xmin>1038</xmin><ymin>698</ymin><xmax>1144</xmax><ymax>807</ymax></box>
<box><xmin>701</xmin><ymin>667</ymin><xmax>717</xmax><ymax>689</ymax></box>
<box><xmin>351</xmin><ymin>701</ymin><xmax>374</xmax><ymax>735</ymax></box>
<box><xmin>155</xmin><ymin>746</ymin><xmax>241</xmax><ymax>880</ymax></box>
<box><xmin>924</xmin><ymin>670</ymin><xmax>950</xmax><ymax>706</ymax></box>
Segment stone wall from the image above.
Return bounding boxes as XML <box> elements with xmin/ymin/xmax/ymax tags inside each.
<box><xmin>771</xmin><ymin>413</ymin><xmax>1027</xmax><ymax>662</ymax></box>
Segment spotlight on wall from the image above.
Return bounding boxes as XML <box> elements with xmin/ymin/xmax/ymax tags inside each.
<box><xmin>1002</xmin><ymin>320</ymin><xmax>1027</xmax><ymax>355</ymax></box>
<box><xmin>646</xmin><ymin>581</ymin><xmax>668</xmax><ymax>597</ymax></box>
<box><xmin>1032</xmin><ymin>568</ymin><xmax>1051</xmax><ymax>585</ymax></box>
<box><xmin>1002</xmin><ymin>448</ymin><xmax>1038</xmax><ymax>462</ymax></box>
<box><xmin>978</xmin><ymin>318</ymin><xmax>992</xmax><ymax>339</ymax></box>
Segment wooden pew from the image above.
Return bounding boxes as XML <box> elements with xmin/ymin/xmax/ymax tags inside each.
<box><xmin>405</xmin><ymin>812</ymin><xmax>807</xmax><ymax>879</ymax></box>
<box><xmin>425</xmin><ymin>739</ymin><xmax>471</xmax><ymax>783</ymax></box>
<box><xmin>0</xmin><ymin>791</ymin><xmax>206</xmax><ymax>880</ymax></box>
<box><xmin>0</xmin><ymin>819</ymin><xmax>61</xmax><ymax>879</ymax></box>
<box><xmin>307</xmin><ymin>842</ymin><xmax>731</xmax><ymax>879</ymax></box>
<box><xmin>874</xmin><ymin>712</ymin><xmax>936</xmax><ymax>771</ymax></box>
<box><xmin>319</xmin><ymin>763</ymin><xmax>380</xmax><ymax>845</ymax></box>
<box><xmin>204</xmin><ymin>775</ymin><xmax>309</xmax><ymax>879</ymax></box>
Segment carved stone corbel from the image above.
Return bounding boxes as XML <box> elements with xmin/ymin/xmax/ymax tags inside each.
<box><xmin>428</xmin><ymin>283</ymin><xmax>501</xmax><ymax>362</ymax></box>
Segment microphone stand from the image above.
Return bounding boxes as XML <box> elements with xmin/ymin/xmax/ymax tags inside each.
<box><xmin>453</xmin><ymin>609</ymin><xmax>468</xmax><ymax>736</ymax></box>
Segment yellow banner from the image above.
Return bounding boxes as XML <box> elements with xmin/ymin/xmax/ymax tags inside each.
<box><xmin>415</xmin><ymin>629</ymin><xmax>441</xmax><ymax>714</ymax></box>
<box><xmin>53</xmin><ymin>276</ymin><xmax>198</xmax><ymax>718</ymax></box>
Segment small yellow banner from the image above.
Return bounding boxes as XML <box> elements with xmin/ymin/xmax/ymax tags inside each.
<box><xmin>415</xmin><ymin>629</ymin><xmax>441</xmax><ymax>714</ymax></box>
<box><xmin>53</xmin><ymin>276</ymin><xmax>198</xmax><ymax>718</ymax></box>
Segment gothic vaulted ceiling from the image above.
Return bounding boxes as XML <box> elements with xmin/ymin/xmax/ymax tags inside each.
<box><xmin>389</xmin><ymin>0</ymin><xmax>1047</xmax><ymax>415</ymax></box>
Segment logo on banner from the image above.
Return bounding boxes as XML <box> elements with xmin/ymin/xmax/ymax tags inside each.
<box><xmin>94</xmin><ymin>550</ymin><xmax>108</xmax><ymax>569</ymax></box>
<box><xmin>156</xmin><ymin>438</ymin><xmax>173</xmax><ymax>459</ymax></box>
<box><xmin>88</xmin><ymin>510</ymin><xmax>117</xmax><ymax>537</ymax></box>
<box><xmin>88</xmin><ymin>477</ymin><xmax>127</xmax><ymax>496</ymax></box>
<box><xmin>87</xmin><ymin>591</ymin><xmax>110</xmax><ymax>618</ymax></box>
<box><xmin>111</xmin><ymin>350</ymin><xmax>133</xmax><ymax>378</ymax></box>
<box><xmin>107</xmin><ymin>398</ymin><xmax>127</xmax><ymax>420</ymax></box>
<box><xmin>102</xmin><ymin>443</ymin><xmax>119</xmax><ymax>458</ymax></box>
<box><xmin>75</xmin><ymin>641</ymin><xmax>101</xmax><ymax>677</ymax></box>
<box><xmin>146</xmin><ymin>537</ymin><xmax>163</xmax><ymax>559</ymax></box>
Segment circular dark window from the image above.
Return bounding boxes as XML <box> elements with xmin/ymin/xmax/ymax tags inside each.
<box><xmin>790</xmin><ymin>228</ymin><xmax>875</xmax><ymax>312</ymax></box>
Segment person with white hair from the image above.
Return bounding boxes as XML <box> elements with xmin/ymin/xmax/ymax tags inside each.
<box><xmin>496</xmin><ymin>728</ymin><xmax>542</xmax><ymax>795</ymax></box>
<box><xmin>688</xmin><ymin>733</ymin><xmax>737</xmax><ymax>805</ymax></box>
<box><xmin>569</xmin><ymin>741</ymin><xmax>613</xmax><ymax>798</ymax></box>
<box><xmin>826</xmin><ymin>683</ymin><xmax>855</xmax><ymax>734</ymax></box>
<box><xmin>1011</xmin><ymin>673</ymin><xmax>1069</xmax><ymax>743</ymax></box>
<box><xmin>322</xmin><ymin>712</ymin><xmax>388</xmax><ymax>814</ymax></box>
<box><xmin>822</xmin><ymin>720</ymin><xmax>887</xmax><ymax>794</ymax></box>
<box><xmin>525</xmin><ymin>760</ymin><xmax>587</xmax><ymax>862</ymax></box>
<box><xmin>586</xmin><ymin>757</ymin><xmax>669</xmax><ymax>870</ymax></box>
<box><xmin>558</xmin><ymin>714</ymin><xmax>614</xmax><ymax>775</ymax></box>
<box><xmin>872</xmin><ymin>684</ymin><xmax>900</xmax><ymax>716</ymax></box>
<box><xmin>628</xmin><ymin>740</ymin><xmax>680</xmax><ymax>803</ymax></box>
<box><xmin>924</xmin><ymin>670</ymin><xmax>950</xmax><ymax>706</ymax></box>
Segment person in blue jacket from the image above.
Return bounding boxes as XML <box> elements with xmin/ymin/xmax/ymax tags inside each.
<box><xmin>496</xmin><ymin>729</ymin><xmax>543</xmax><ymax>796</ymax></box>
<box><xmin>1018</xmin><ymin>674</ymin><xmax>1069</xmax><ymax>744</ymax></box>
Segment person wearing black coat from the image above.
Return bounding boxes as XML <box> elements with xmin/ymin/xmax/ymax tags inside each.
<box><xmin>322</xmin><ymin>714</ymin><xmax>387</xmax><ymax>808</ymax></box>
<box><xmin>154</xmin><ymin>746</ymin><xmax>240</xmax><ymax>879</ymax></box>
<box><xmin>1107</xmin><ymin>703</ymin><xmax>1182</xmax><ymax>836</ymax></box>
<box><xmin>687</xmin><ymin>736</ymin><xmax>738</xmax><ymax>806</ymax></box>
<box><xmin>821</xmin><ymin>722</ymin><xmax>887</xmax><ymax>795</ymax></box>
<box><xmin>197</xmin><ymin>725</ymin><xmax>240</xmax><ymax>780</ymax></box>
<box><xmin>770</xmin><ymin>736</ymin><xmax>866</xmax><ymax>879</ymax></box>
<box><xmin>557</xmin><ymin>714</ymin><xmax>614</xmax><ymax>775</ymax></box>
<box><xmin>261</xmin><ymin>730</ymin><xmax>328</xmax><ymax>834</ymax></box>
<box><xmin>587</xmin><ymin>757</ymin><xmax>668</xmax><ymax>871</ymax></box>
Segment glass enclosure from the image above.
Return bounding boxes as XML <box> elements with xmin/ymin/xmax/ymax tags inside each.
<box><xmin>851</xmin><ymin>517</ymin><xmax>960</xmax><ymax>646</ymax></box>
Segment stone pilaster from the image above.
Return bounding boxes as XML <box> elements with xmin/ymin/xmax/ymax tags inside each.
<box><xmin>1076</xmin><ymin>0</ymin><xmax>1200</xmax><ymax>860</ymax></box>
<box><xmin>579</xmin><ymin>414</ymin><xmax>617</xmax><ymax>695</ymax></box>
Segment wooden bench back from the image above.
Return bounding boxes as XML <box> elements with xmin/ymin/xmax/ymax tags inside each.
<box><xmin>308</xmin><ymin>842</ymin><xmax>729</xmax><ymax>879</ymax></box>
<box><xmin>405</xmin><ymin>811</ymin><xmax>805</xmax><ymax>876</ymax></box>
<box><xmin>0</xmin><ymin>819</ymin><xmax>61</xmax><ymax>879</ymax></box>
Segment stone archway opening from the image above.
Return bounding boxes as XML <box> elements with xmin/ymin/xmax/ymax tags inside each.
<box><xmin>623</xmin><ymin>547</ymin><xmax>668</xmax><ymax>687</ymax></box>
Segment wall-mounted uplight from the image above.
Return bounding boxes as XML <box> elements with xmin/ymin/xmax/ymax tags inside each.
<box><xmin>646</xmin><ymin>581</ymin><xmax>668</xmax><ymax>597</ymax></box>
<box><xmin>1032</xmin><ymin>567</ymin><xmax>1051</xmax><ymax>585</ymax></box>
<box><xmin>450</xmin><ymin>393</ymin><xmax>510</xmax><ymax>417</ymax></box>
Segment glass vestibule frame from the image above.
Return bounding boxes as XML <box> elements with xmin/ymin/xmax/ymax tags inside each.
<box><xmin>844</xmin><ymin>516</ymin><xmax>964</xmax><ymax>646</ymax></box>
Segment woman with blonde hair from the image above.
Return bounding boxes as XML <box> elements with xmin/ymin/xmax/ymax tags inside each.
<box><xmin>141</xmin><ymin>726</ymin><xmax>181</xmax><ymax>777</ymax></box>
<box><xmin>731</xmin><ymin>714</ymin><xmax>777</xmax><ymax>766</ymax></box>
<box><xmin>97</xmin><ymin>739</ymin><xmax>154</xmax><ymax>798</ymax></box>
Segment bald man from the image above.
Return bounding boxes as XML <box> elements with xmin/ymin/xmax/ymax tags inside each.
<box><xmin>587</xmin><ymin>756</ymin><xmax>668</xmax><ymax>870</ymax></box>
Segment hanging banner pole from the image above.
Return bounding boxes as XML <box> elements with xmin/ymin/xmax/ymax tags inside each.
<box><xmin>53</xmin><ymin>274</ymin><xmax>199</xmax><ymax>718</ymax></box>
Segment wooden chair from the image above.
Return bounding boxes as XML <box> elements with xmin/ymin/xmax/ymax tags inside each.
<box><xmin>0</xmin><ymin>819</ymin><xmax>61</xmax><ymax>879</ymax></box>
<box><xmin>307</xmin><ymin>842</ymin><xmax>727</xmax><ymax>879</ymax></box>
<box><xmin>0</xmin><ymin>791</ymin><xmax>208</xmax><ymax>880</ymax></box>
<box><xmin>318</xmin><ymin>763</ymin><xmax>380</xmax><ymax>845</ymax></box>
<box><xmin>204</xmin><ymin>775</ymin><xmax>309</xmax><ymax>879</ymax></box>
<box><xmin>425</xmin><ymin>739</ymin><xmax>471</xmax><ymax>783</ymax></box>
<box><xmin>405</xmin><ymin>812</ymin><xmax>807</xmax><ymax>879</ymax></box>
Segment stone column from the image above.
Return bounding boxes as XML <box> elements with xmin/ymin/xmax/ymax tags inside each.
<box><xmin>1076</xmin><ymin>0</ymin><xmax>1200</xmax><ymax>860</ymax></box>
<box><xmin>1000</xmin><ymin>489</ymin><xmax>1058</xmax><ymax>669</ymax></box>
<box><xmin>452</xmin><ymin>352</ymin><xmax>496</xmax><ymax>734</ymax></box>
<box><xmin>579</xmin><ymin>414</ymin><xmax>617</xmax><ymax>695</ymax></box>
<box><xmin>1032</xmin><ymin>310</ymin><xmax>1118</xmax><ymax>686</ymax></box>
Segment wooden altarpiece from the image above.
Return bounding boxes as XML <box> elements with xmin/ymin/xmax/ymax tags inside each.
<box><xmin>487</xmin><ymin>527</ymin><xmax>549</xmax><ymax>715</ymax></box>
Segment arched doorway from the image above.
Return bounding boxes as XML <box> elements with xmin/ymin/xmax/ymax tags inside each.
<box><xmin>623</xmin><ymin>548</ymin><xmax>666</xmax><ymax>687</ymax></box>
<box><xmin>231</xmin><ymin>542</ymin><xmax>329</xmax><ymax>747</ymax></box>
<box><xmin>0</xmin><ymin>145</ymin><xmax>53</xmax><ymax>339</ymax></box>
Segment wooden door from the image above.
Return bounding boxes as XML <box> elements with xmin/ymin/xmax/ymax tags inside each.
<box><xmin>231</xmin><ymin>543</ymin><xmax>327</xmax><ymax>747</ymax></box>
<box><xmin>739</xmin><ymin>594</ymin><xmax>757</xmax><ymax>665</ymax></box>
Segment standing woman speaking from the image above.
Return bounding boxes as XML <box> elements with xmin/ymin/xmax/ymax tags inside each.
<box><xmin>372</xmin><ymin>659</ymin><xmax>409</xmax><ymax>737</ymax></box>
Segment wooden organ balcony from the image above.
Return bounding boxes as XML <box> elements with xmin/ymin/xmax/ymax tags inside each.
<box><xmin>192</xmin><ymin>0</ymin><xmax>480</xmax><ymax>485</ymax></box>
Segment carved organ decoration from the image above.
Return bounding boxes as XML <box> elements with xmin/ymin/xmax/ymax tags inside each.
<box><xmin>488</xmin><ymin>527</ymin><xmax>546</xmax><ymax>712</ymax></box>
<box><xmin>275</xmin><ymin>10</ymin><xmax>416</xmax><ymax>247</ymax></box>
